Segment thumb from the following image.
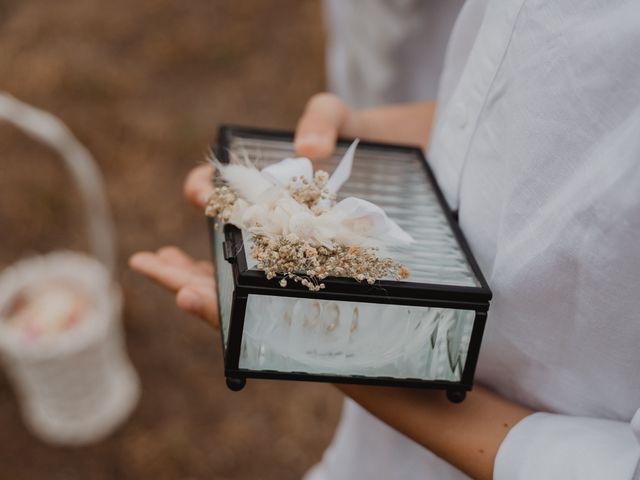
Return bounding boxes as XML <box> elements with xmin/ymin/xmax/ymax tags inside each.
<box><xmin>294</xmin><ymin>93</ymin><xmax>349</xmax><ymax>160</ymax></box>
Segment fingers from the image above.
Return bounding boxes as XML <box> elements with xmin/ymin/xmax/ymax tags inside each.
<box><xmin>176</xmin><ymin>284</ymin><xmax>219</xmax><ymax>330</ymax></box>
<box><xmin>294</xmin><ymin>93</ymin><xmax>349</xmax><ymax>160</ymax></box>
<box><xmin>129</xmin><ymin>248</ymin><xmax>215</xmax><ymax>290</ymax></box>
<box><xmin>129</xmin><ymin>250</ymin><xmax>210</xmax><ymax>292</ymax></box>
<box><xmin>184</xmin><ymin>163</ymin><xmax>215</xmax><ymax>209</ymax></box>
<box><xmin>129</xmin><ymin>252</ymin><xmax>189</xmax><ymax>291</ymax></box>
<box><xmin>155</xmin><ymin>246</ymin><xmax>214</xmax><ymax>275</ymax></box>
<box><xmin>130</xmin><ymin>248</ymin><xmax>219</xmax><ymax>329</ymax></box>
<box><xmin>156</xmin><ymin>246</ymin><xmax>196</xmax><ymax>268</ymax></box>
<box><xmin>194</xmin><ymin>260</ymin><xmax>215</xmax><ymax>275</ymax></box>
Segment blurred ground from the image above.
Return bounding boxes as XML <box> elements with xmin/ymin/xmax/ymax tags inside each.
<box><xmin>0</xmin><ymin>1</ymin><xmax>343</xmax><ymax>479</ymax></box>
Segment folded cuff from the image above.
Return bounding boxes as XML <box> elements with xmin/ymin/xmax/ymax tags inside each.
<box><xmin>494</xmin><ymin>412</ymin><xmax>640</xmax><ymax>479</ymax></box>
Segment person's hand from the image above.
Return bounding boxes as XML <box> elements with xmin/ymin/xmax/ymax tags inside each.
<box><xmin>294</xmin><ymin>92</ymin><xmax>436</xmax><ymax>158</ymax></box>
<box><xmin>129</xmin><ymin>246</ymin><xmax>218</xmax><ymax>329</ymax></box>
<box><xmin>183</xmin><ymin>163</ymin><xmax>216</xmax><ymax>210</ymax></box>
<box><xmin>129</xmin><ymin>164</ymin><xmax>218</xmax><ymax>328</ymax></box>
<box><xmin>294</xmin><ymin>92</ymin><xmax>351</xmax><ymax>160</ymax></box>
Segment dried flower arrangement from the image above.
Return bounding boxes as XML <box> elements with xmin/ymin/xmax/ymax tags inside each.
<box><xmin>205</xmin><ymin>140</ymin><xmax>412</xmax><ymax>291</ymax></box>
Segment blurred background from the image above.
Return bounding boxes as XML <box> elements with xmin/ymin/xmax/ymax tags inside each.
<box><xmin>0</xmin><ymin>1</ymin><xmax>343</xmax><ymax>479</ymax></box>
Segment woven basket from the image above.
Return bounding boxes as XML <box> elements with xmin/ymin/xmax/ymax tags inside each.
<box><xmin>0</xmin><ymin>93</ymin><xmax>140</xmax><ymax>445</ymax></box>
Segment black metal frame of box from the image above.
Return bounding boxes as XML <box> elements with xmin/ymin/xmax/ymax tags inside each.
<box><xmin>208</xmin><ymin>125</ymin><xmax>492</xmax><ymax>403</ymax></box>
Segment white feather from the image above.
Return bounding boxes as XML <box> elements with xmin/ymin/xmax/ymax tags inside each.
<box><xmin>219</xmin><ymin>164</ymin><xmax>273</xmax><ymax>204</ymax></box>
<box><xmin>208</xmin><ymin>153</ymin><xmax>273</xmax><ymax>203</ymax></box>
<box><xmin>326</xmin><ymin>139</ymin><xmax>359</xmax><ymax>193</ymax></box>
<box><xmin>261</xmin><ymin>157</ymin><xmax>313</xmax><ymax>186</ymax></box>
<box><xmin>228</xmin><ymin>198</ymin><xmax>250</xmax><ymax>226</ymax></box>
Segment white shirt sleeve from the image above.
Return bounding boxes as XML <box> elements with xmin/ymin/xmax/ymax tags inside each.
<box><xmin>494</xmin><ymin>411</ymin><xmax>640</xmax><ymax>479</ymax></box>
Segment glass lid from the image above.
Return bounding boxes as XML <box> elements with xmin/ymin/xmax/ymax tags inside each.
<box><xmin>226</xmin><ymin>133</ymin><xmax>479</xmax><ymax>288</ymax></box>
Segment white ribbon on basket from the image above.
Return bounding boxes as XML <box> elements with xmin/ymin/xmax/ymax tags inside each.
<box><xmin>215</xmin><ymin>139</ymin><xmax>414</xmax><ymax>248</ymax></box>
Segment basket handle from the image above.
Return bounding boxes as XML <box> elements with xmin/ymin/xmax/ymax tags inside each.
<box><xmin>0</xmin><ymin>93</ymin><xmax>116</xmax><ymax>276</ymax></box>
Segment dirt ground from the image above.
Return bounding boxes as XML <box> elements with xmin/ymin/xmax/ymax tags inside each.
<box><xmin>0</xmin><ymin>1</ymin><xmax>344</xmax><ymax>479</ymax></box>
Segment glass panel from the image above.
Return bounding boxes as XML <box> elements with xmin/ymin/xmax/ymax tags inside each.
<box><xmin>239</xmin><ymin>294</ymin><xmax>475</xmax><ymax>382</ymax></box>
<box><xmin>214</xmin><ymin>229</ymin><xmax>233</xmax><ymax>348</ymax></box>
<box><xmin>228</xmin><ymin>136</ymin><xmax>478</xmax><ymax>287</ymax></box>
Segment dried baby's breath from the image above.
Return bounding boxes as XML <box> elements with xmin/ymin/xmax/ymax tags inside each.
<box><xmin>205</xmin><ymin>172</ymin><xmax>410</xmax><ymax>291</ymax></box>
<box><xmin>251</xmin><ymin>234</ymin><xmax>409</xmax><ymax>291</ymax></box>
<box><xmin>286</xmin><ymin>170</ymin><xmax>336</xmax><ymax>211</ymax></box>
<box><xmin>205</xmin><ymin>185</ymin><xmax>236</xmax><ymax>222</ymax></box>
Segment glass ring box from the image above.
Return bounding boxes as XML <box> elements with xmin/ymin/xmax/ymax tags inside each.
<box><xmin>208</xmin><ymin>126</ymin><xmax>491</xmax><ymax>403</ymax></box>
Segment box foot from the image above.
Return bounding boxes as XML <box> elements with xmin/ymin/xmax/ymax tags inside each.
<box><xmin>446</xmin><ymin>389</ymin><xmax>466</xmax><ymax>403</ymax></box>
<box><xmin>226</xmin><ymin>376</ymin><xmax>246</xmax><ymax>392</ymax></box>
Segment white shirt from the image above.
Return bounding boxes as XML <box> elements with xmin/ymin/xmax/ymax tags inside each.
<box><xmin>323</xmin><ymin>0</ymin><xmax>463</xmax><ymax>106</ymax></box>
<box><xmin>308</xmin><ymin>0</ymin><xmax>640</xmax><ymax>478</ymax></box>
